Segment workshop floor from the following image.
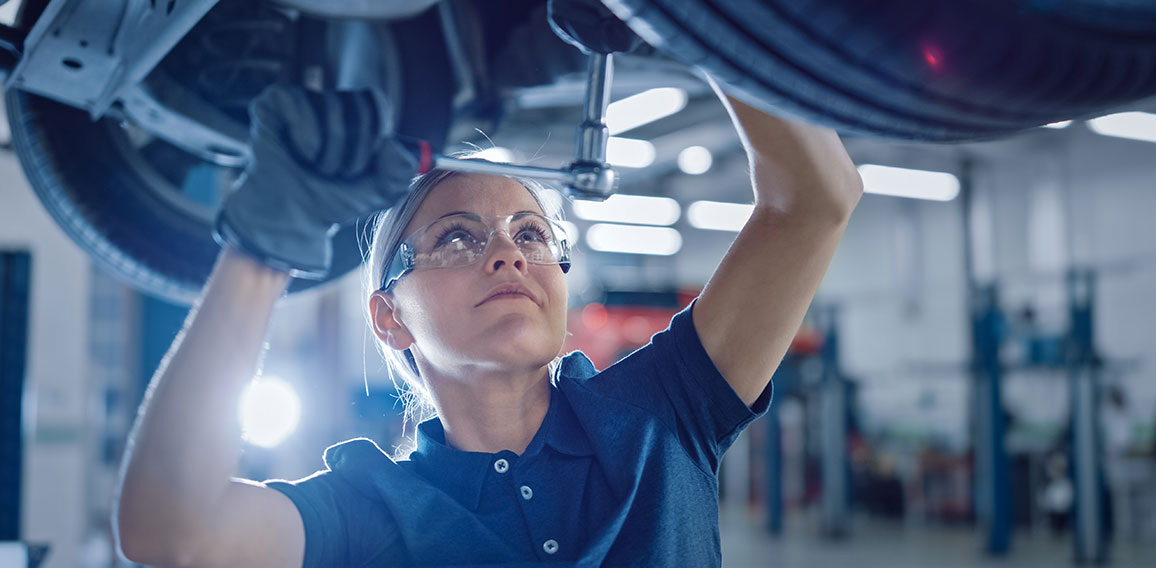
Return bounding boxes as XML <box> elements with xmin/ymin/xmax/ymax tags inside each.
<box><xmin>719</xmin><ymin>505</ymin><xmax>1156</xmax><ymax>568</ymax></box>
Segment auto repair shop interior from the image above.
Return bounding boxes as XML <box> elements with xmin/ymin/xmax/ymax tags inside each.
<box><xmin>2</xmin><ymin>0</ymin><xmax>1156</xmax><ymax>567</ymax></box>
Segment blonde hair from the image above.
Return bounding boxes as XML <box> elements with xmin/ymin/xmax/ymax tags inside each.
<box><xmin>361</xmin><ymin>161</ymin><xmax>567</xmax><ymax>447</ymax></box>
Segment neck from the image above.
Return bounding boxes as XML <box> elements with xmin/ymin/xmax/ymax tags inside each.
<box><xmin>423</xmin><ymin>362</ymin><xmax>552</xmax><ymax>455</ymax></box>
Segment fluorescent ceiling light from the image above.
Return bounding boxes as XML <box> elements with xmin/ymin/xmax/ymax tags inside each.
<box><xmin>606</xmin><ymin>87</ymin><xmax>688</xmax><ymax>135</ymax></box>
<box><xmin>1042</xmin><ymin>120</ymin><xmax>1072</xmax><ymax>129</ymax></box>
<box><xmin>239</xmin><ymin>376</ymin><xmax>301</xmax><ymax>448</ymax></box>
<box><xmin>1088</xmin><ymin>111</ymin><xmax>1156</xmax><ymax>143</ymax></box>
<box><xmin>858</xmin><ymin>164</ymin><xmax>960</xmax><ymax>201</ymax></box>
<box><xmin>571</xmin><ymin>193</ymin><xmax>680</xmax><ymax>225</ymax></box>
<box><xmin>688</xmin><ymin>200</ymin><xmax>754</xmax><ymax>232</ymax></box>
<box><xmin>606</xmin><ymin>137</ymin><xmax>656</xmax><ymax>168</ymax></box>
<box><xmin>471</xmin><ymin>146</ymin><xmax>514</xmax><ymax>163</ymax></box>
<box><xmin>586</xmin><ymin>224</ymin><xmax>682</xmax><ymax>255</ymax></box>
<box><xmin>678</xmin><ymin>145</ymin><xmax>713</xmax><ymax>175</ymax></box>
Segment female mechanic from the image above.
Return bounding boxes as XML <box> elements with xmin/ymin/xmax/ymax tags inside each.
<box><xmin>114</xmin><ymin>75</ymin><xmax>862</xmax><ymax>567</ymax></box>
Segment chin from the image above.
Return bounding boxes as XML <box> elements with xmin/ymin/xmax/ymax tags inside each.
<box><xmin>480</xmin><ymin>327</ymin><xmax>563</xmax><ymax>367</ymax></box>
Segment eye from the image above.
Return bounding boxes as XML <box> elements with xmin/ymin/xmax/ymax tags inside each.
<box><xmin>433</xmin><ymin>224</ymin><xmax>481</xmax><ymax>248</ymax></box>
<box><xmin>514</xmin><ymin>221</ymin><xmax>552</xmax><ymax>244</ymax></box>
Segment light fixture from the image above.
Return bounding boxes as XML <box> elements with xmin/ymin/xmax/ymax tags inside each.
<box><xmin>1042</xmin><ymin>120</ymin><xmax>1072</xmax><ymax>129</ymax></box>
<box><xmin>606</xmin><ymin>137</ymin><xmax>656</xmax><ymax>168</ymax></box>
<box><xmin>857</xmin><ymin>164</ymin><xmax>960</xmax><ymax>201</ymax></box>
<box><xmin>585</xmin><ymin>224</ymin><xmax>682</xmax><ymax>255</ymax></box>
<box><xmin>1088</xmin><ymin>111</ymin><xmax>1156</xmax><ymax>143</ymax></box>
<box><xmin>571</xmin><ymin>194</ymin><xmax>680</xmax><ymax>225</ymax></box>
<box><xmin>605</xmin><ymin>87</ymin><xmax>688</xmax><ymax>136</ymax></box>
<box><xmin>471</xmin><ymin>146</ymin><xmax>514</xmax><ymax>163</ymax></box>
<box><xmin>678</xmin><ymin>146</ymin><xmax>713</xmax><ymax>175</ymax></box>
<box><xmin>688</xmin><ymin>200</ymin><xmax>754</xmax><ymax>231</ymax></box>
<box><xmin>239</xmin><ymin>376</ymin><xmax>302</xmax><ymax>448</ymax></box>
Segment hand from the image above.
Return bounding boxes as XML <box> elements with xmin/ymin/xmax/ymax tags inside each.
<box><xmin>214</xmin><ymin>84</ymin><xmax>432</xmax><ymax>279</ymax></box>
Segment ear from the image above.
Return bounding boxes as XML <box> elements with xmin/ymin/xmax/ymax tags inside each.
<box><xmin>369</xmin><ymin>291</ymin><xmax>415</xmax><ymax>351</ymax></box>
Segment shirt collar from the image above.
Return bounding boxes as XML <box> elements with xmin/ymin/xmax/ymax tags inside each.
<box><xmin>408</xmin><ymin>381</ymin><xmax>593</xmax><ymax>511</ymax></box>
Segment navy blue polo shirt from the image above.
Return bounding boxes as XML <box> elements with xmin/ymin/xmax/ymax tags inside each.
<box><xmin>266</xmin><ymin>302</ymin><xmax>772</xmax><ymax>567</ymax></box>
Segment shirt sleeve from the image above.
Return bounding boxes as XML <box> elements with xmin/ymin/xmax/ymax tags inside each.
<box><xmin>265</xmin><ymin>468</ymin><xmax>402</xmax><ymax>568</ymax></box>
<box><xmin>586</xmin><ymin>299</ymin><xmax>772</xmax><ymax>475</ymax></box>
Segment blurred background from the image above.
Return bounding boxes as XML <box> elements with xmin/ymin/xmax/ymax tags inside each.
<box><xmin>3</xmin><ymin>1</ymin><xmax>1156</xmax><ymax>567</ymax></box>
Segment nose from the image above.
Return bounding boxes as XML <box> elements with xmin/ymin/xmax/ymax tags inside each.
<box><xmin>484</xmin><ymin>231</ymin><xmax>528</xmax><ymax>274</ymax></box>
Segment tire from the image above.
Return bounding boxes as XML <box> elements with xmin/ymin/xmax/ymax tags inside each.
<box><xmin>603</xmin><ymin>0</ymin><xmax>1156</xmax><ymax>141</ymax></box>
<box><xmin>4</xmin><ymin>8</ymin><xmax>453</xmax><ymax>304</ymax></box>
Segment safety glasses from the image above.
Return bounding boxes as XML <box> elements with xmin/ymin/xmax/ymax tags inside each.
<box><xmin>380</xmin><ymin>212</ymin><xmax>571</xmax><ymax>291</ymax></box>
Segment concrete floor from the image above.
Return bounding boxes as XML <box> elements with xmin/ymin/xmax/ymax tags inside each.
<box><xmin>719</xmin><ymin>506</ymin><xmax>1156</xmax><ymax>568</ymax></box>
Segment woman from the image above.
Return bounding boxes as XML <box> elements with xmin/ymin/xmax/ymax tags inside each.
<box><xmin>114</xmin><ymin>78</ymin><xmax>861</xmax><ymax>567</ymax></box>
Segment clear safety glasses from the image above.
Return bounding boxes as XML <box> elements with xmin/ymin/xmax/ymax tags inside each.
<box><xmin>380</xmin><ymin>212</ymin><xmax>571</xmax><ymax>291</ymax></box>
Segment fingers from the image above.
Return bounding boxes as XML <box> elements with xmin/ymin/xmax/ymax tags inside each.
<box><xmin>251</xmin><ymin>84</ymin><xmax>324</xmax><ymax>166</ymax></box>
<box><xmin>251</xmin><ymin>85</ymin><xmax>390</xmax><ymax>179</ymax></box>
<box><xmin>343</xmin><ymin>90</ymin><xmax>379</xmax><ymax>176</ymax></box>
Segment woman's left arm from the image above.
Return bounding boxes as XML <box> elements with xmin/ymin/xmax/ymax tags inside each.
<box><xmin>694</xmin><ymin>89</ymin><xmax>863</xmax><ymax>408</ymax></box>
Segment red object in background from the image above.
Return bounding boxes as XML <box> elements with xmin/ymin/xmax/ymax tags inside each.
<box><xmin>564</xmin><ymin>290</ymin><xmax>825</xmax><ymax>370</ymax></box>
<box><xmin>565</xmin><ymin>302</ymin><xmax>683</xmax><ymax>370</ymax></box>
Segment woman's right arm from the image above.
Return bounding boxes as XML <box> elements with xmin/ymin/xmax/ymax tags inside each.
<box><xmin>115</xmin><ymin>246</ymin><xmax>304</xmax><ymax>568</ymax></box>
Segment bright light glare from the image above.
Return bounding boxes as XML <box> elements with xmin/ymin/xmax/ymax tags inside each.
<box><xmin>688</xmin><ymin>201</ymin><xmax>754</xmax><ymax>232</ymax></box>
<box><xmin>586</xmin><ymin>224</ymin><xmax>682</xmax><ymax>255</ymax></box>
<box><xmin>1042</xmin><ymin>120</ymin><xmax>1072</xmax><ymax>129</ymax></box>
<box><xmin>858</xmin><ymin>164</ymin><xmax>960</xmax><ymax>201</ymax></box>
<box><xmin>571</xmin><ymin>194</ymin><xmax>680</xmax><ymax>225</ymax></box>
<box><xmin>606</xmin><ymin>87</ymin><xmax>688</xmax><ymax>135</ymax></box>
<box><xmin>239</xmin><ymin>377</ymin><xmax>301</xmax><ymax>448</ymax></box>
<box><xmin>472</xmin><ymin>147</ymin><xmax>515</xmax><ymax>163</ymax></box>
<box><xmin>606</xmin><ymin>137</ymin><xmax>656</xmax><ymax>168</ymax></box>
<box><xmin>1088</xmin><ymin>111</ymin><xmax>1156</xmax><ymax>143</ymax></box>
<box><xmin>678</xmin><ymin>146</ymin><xmax>713</xmax><ymax>175</ymax></box>
<box><xmin>558</xmin><ymin>220</ymin><xmax>580</xmax><ymax>245</ymax></box>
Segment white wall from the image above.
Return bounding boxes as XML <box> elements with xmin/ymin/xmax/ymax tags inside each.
<box><xmin>820</xmin><ymin>125</ymin><xmax>1155</xmax><ymax>451</ymax></box>
<box><xmin>0</xmin><ymin>150</ymin><xmax>90</xmax><ymax>568</ymax></box>
<box><xmin>658</xmin><ymin>124</ymin><xmax>1156</xmax><ymax>452</ymax></box>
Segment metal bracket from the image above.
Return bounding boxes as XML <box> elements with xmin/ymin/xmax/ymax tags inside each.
<box><xmin>6</xmin><ymin>0</ymin><xmax>220</xmax><ymax>117</ymax></box>
<box><xmin>435</xmin><ymin>52</ymin><xmax>620</xmax><ymax>201</ymax></box>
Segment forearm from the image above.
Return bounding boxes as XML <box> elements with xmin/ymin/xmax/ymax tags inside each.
<box><xmin>720</xmin><ymin>93</ymin><xmax>862</xmax><ymax>218</ymax></box>
<box><xmin>693</xmin><ymin>87</ymin><xmax>862</xmax><ymax>406</ymax></box>
<box><xmin>116</xmin><ymin>246</ymin><xmax>290</xmax><ymax>550</ymax></box>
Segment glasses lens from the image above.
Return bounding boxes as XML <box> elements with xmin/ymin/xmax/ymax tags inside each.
<box><xmin>410</xmin><ymin>215</ymin><xmax>490</xmax><ymax>268</ymax></box>
<box><xmin>404</xmin><ymin>213</ymin><xmax>568</xmax><ymax>272</ymax></box>
<box><xmin>510</xmin><ymin>214</ymin><xmax>563</xmax><ymax>263</ymax></box>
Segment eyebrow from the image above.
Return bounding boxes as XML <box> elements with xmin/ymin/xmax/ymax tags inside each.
<box><xmin>436</xmin><ymin>210</ymin><xmax>540</xmax><ymax>219</ymax></box>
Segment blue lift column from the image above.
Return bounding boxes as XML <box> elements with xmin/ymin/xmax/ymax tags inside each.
<box><xmin>971</xmin><ymin>285</ymin><xmax>1011</xmax><ymax>556</ymax></box>
<box><xmin>765</xmin><ymin>400</ymin><xmax>783</xmax><ymax>536</ymax></box>
<box><xmin>1067</xmin><ymin>270</ymin><xmax>1108</xmax><ymax>565</ymax></box>
<box><xmin>816</xmin><ymin>306</ymin><xmax>850</xmax><ymax>538</ymax></box>
<box><xmin>961</xmin><ymin>159</ymin><xmax>1011</xmax><ymax>556</ymax></box>
<box><xmin>0</xmin><ymin>252</ymin><xmax>32</xmax><ymax>543</ymax></box>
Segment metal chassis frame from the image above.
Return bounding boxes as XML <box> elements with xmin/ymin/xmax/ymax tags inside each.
<box><xmin>3</xmin><ymin>0</ymin><xmax>621</xmax><ymax>199</ymax></box>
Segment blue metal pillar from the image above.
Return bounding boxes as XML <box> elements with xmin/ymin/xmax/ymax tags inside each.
<box><xmin>0</xmin><ymin>252</ymin><xmax>31</xmax><ymax>541</ymax></box>
<box><xmin>1067</xmin><ymin>270</ymin><xmax>1108</xmax><ymax>565</ymax></box>
<box><xmin>817</xmin><ymin>306</ymin><xmax>850</xmax><ymax>538</ymax></box>
<box><xmin>971</xmin><ymin>285</ymin><xmax>1011</xmax><ymax>555</ymax></box>
<box><xmin>765</xmin><ymin>402</ymin><xmax>783</xmax><ymax>535</ymax></box>
<box><xmin>137</xmin><ymin>295</ymin><xmax>190</xmax><ymax>407</ymax></box>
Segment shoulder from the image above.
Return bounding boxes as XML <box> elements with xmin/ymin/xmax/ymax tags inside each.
<box><xmin>323</xmin><ymin>437</ymin><xmax>397</xmax><ymax>471</ymax></box>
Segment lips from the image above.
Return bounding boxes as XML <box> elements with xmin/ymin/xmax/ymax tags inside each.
<box><xmin>476</xmin><ymin>283</ymin><xmax>538</xmax><ymax>307</ymax></box>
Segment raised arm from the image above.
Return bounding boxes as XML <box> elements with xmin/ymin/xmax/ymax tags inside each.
<box><xmin>115</xmin><ymin>85</ymin><xmax>422</xmax><ymax>567</ymax></box>
<box><xmin>693</xmin><ymin>87</ymin><xmax>863</xmax><ymax>407</ymax></box>
<box><xmin>115</xmin><ymin>247</ymin><xmax>304</xmax><ymax>567</ymax></box>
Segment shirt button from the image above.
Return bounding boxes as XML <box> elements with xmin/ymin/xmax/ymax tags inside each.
<box><xmin>520</xmin><ymin>485</ymin><xmax>533</xmax><ymax>500</ymax></box>
<box><xmin>493</xmin><ymin>458</ymin><xmax>509</xmax><ymax>473</ymax></box>
<box><xmin>543</xmin><ymin>539</ymin><xmax>558</xmax><ymax>555</ymax></box>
